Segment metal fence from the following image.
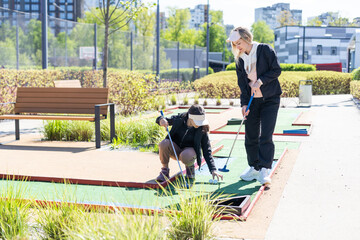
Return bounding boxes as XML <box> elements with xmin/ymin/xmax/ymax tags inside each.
<box><xmin>0</xmin><ymin>7</ymin><xmax>207</xmax><ymax>81</ymax></box>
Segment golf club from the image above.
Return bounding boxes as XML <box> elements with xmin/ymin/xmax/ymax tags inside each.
<box><xmin>160</xmin><ymin>111</ymin><xmax>189</xmax><ymax>188</ymax></box>
<box><xmin>218</xmin><ymin>92</ymin><xmax>255</xmax><ymax>172</ymax></box>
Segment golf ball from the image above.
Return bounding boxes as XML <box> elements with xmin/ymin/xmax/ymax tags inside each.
<box><xmin>209</xmin><ymin>179</ymin><xmax>218</xmax><ymax>184</ymax></box>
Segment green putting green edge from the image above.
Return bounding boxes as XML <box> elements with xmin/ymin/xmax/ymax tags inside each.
<box><xmin>0</xmin><ymin>140</ymin><xmax>299</xmax><ymax>210</ymax></box>
<box><xmin>217</xmin><ymin>108</ymin><xmax>309</xmax><ymax>134</ymax></box>
<box><xmin>165</xmin><ymin>108</ymin><xmax>225</xmax><ymax>116</ymax></box>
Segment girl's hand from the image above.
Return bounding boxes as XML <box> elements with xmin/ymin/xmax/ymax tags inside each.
<box><xmin>159</xmin><ymin>118</ymin><xmax>169</xmax><ymax>128</ymax></box>
<box><xmin>242</xmin><ymin>105</ymin><xmax>250</xmax><ymax>117</ymax></box>
<box><xmin>212</xmin><ymin>170</ymin><xmax>223</xmax><ymax>182</ymax></box>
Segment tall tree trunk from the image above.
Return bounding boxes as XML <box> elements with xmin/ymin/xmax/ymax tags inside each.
<box><xmin>103</xmin><ymin>24</ymin><xmax>109</xmax><ymax>87</ymax></box>
<box><xmin>102</xmin><ymin>0</ymin><xmax>111</xmax><ymax>88</ymax></box>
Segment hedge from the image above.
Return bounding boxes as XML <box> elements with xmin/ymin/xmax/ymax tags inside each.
<box><xmin>226</xmin><ymin>62</ymin><xmax>316</xmax><ymax>72</ymax></box>
<box><xmin>350</xmin><ymin>81</ymin><xmax>360</xmax><ymax>99</ymax></box>
<box><xmin>280</xmin><ymin>63</ymin><xmax>316</xmax><ymax>71</ymax></box>
<box><xmin>0</xmin><ymin>69</ymin><xmax>159</xmax><ymax>115</ymax></box>
<box><xmin>352</xmin><ymin>67</ymin><xmax>360</xmax><ymax>80</ymax></box>
<box><xmin>193</xmin><ymin>70</ymin><xmax>352</xmax><ymax>98</ymax></box>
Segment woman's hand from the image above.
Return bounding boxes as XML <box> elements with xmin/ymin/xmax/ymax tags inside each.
<box><xmin>247</xmin><ymin>69</ymin><xmax>257</xmax><ymax>81</ymax></box>
<box><xmin>242</xmin><ymin>105</ymin><xmax>250</xmax><ymax>117</ymax></box>
<box><xmin>212</xmin><ymin>170</ymin><xmax>223</xmax><ymax>182</ymax></box>
<box><xmin>159</xmin><ymin>118</ymin><xmax>169</xmax><ymax>128</ymax></box>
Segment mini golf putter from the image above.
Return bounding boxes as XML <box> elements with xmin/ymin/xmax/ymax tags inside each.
<box><xmin>160</xmin><ymin>110</ymin><xmax>190</xmax><ymax>189</ymax></box>
<box><xmin>218</xmin><ymin>92</ymin><xmax>255</xmax><ymax>173</ymax></box>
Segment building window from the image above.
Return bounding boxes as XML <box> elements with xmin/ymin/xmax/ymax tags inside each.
<box><xmin>316</xmin><ymin>45</ymin><xmax>322</xmax><ymax>55</ymax></box>
<box><xmin>304</xmin><ymin>51</ymin><xmax>309</xmax><ymax>60</ymax></box>
<box><xmin>331</xmin><ymin>47</ymin><xmax>337</xmax><ymax>55</ymax></box>
<box><xmin>275</xmin><ymin>34</ymin><xmax>277</xmax><ymax>41</ymax></box>
<box><xmin>32</xmin><ymin>4</ymin><xmax>39</xmax><ymax>11</ymax></box>
<box><xmin>25</xmin><ymin>4</ymin><xmax>30</xmax><ymax>10</ymax></box>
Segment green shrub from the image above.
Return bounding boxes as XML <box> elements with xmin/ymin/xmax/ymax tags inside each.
<box><xmin>352</xmin><ymin>67</ymin><xmax>360</xmax><ymax>80</ymax></box>
<box><xmin>170</xmin><ymin>94</ymin><xmax>177</xmax><ymax>105</ymax></box>
<box><xmin>42</xmin><ymin>120</ymin><xmax>94</xmax><ymax>141</ymax></box>
<box><xmin>194</xmin><ymin>95</ymin><xmax>199</xmax><ymax>105</ymax></box>
<box><xmin>193</xmin><ymin>71</ymin><xmax>240</xmax><ymax>98</ymax></box>
<box><xmin>183</xmin><ymin>94</ymin><xmax>189</xmax><ymax>105</ymax></box>
<box><xmin>280</xmin><ymin>63</ymin><xmax>316</xmax><ymax>71</ymax></box>
<box><xmin>0</xmin><ymin>181</ymin><xmax>31</xmax><ymax>239</ymax></box>
<box><xmin>350</xmin><ymin>81</ymin><xmax>360</xmax><ymax>99</ymax></box>
<box><xmin>308</xmin><ymin>71</ymin><xmax>352</xmax><ymax>95</ymax></box>
<box><xmin>225</xmin><ymin>62</ymin><xmax>236</xmax><ymax>71</ymax></box>
<box><xmin>193</xmin><ymin>70</ymin><xmax>352</xmax><ymax>98</ymax></box>
<box><xmin>159</xmin><ymin>68</ymin><xmax>213</xmax><ymax>82</ymax></box>
<box><xmin>226</xmin><ymin>63</ymin><xmax>316</xmax><ymax>72</ymax></box>
<box><xmin>0</xmin><ymin>69</ymin><xmax>159</xmax><ymax>115</ymax></box>
<box><xmin>43</xmin><ymin>117</ymin><xmax>166</xmax><ymax>146</ymax></box>
<box><xmin>165</xmin><ymin>185</ymin><xmax>224</xmax><ymax>240</ymax></box>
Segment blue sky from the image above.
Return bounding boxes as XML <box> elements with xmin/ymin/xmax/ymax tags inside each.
<box><xmin>142</xmin><ymin>0</ymin><xmax>359</xmax><ymax>29</ymax></box>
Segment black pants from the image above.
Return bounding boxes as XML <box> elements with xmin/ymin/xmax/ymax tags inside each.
<box><xmin>244</xmin><ymin>96</ymin><xmax>280</xmax><ymax>170</ymax></box>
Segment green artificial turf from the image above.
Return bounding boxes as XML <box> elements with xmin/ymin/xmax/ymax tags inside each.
<box><xmin>214</xmin><ymin>108</ymin><xmax>310</xmax><ymax>134</ymax></box>
<box><xmin>0</xmin><ymin>140</ymin><xmax>299</xmax><ymax>211</ymax></box>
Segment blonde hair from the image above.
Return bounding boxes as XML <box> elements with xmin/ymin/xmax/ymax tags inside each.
<box><xmin>230</xmin><ymin>27</ymin><xmax>253</xmax><ymax>62</ymax></box>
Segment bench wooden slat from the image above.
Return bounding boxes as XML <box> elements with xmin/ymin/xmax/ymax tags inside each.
<box><xmin>14</xmin><ymin>108</ymin><xmax>107</xmax><ymax>115</ymax></box>
<box><xmin>17</xmin><ymin>93</ymin><xmax>107</xmax><ymax>99</ymax></box>
<box><xmin>17</xmin><ymin>87</ymin><xmax>106</xmax><ymax>93</ymax></box>
<box><xmin>54</xmin><ymin>80</ymin><xmax>81</xmax><ymax>88</ymax></box>
<box><xmin>0</xmin><ymin>115</ymin><xmax>105</xmax><ymax>121</ymax></box>
<box><xmin>15</xmin><ymin>103</ymin><xmax>106</xmax><ymax>109</ymax></box>
<box><xmin>17</xmin><ymin>98</ymin><xmax>108</xmax><ymax>104</ymax></box>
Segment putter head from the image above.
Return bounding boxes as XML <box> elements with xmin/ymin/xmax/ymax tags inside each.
<box><xmin>218</xmin><ymin>166</ymin><xmax>230</xmax><ymax>172</ymax></box>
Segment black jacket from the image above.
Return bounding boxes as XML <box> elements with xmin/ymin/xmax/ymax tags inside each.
<box><xmin>156</xmin><ymin>113</ymin><xmax>216</xmax><ymax>173</ymax></box>
<box><xmin>236</xmin><ymin>43</ymin><xmax>282</xmax><ymax>106</ymax></box>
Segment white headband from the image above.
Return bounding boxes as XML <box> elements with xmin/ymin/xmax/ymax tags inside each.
<box><xmin>189</xmin><ymin>114</ymin><xmax>205</xmax><ymax>121</ymax></box>
<box><xmin>189</xmin><ymin>114</ymin><xmax>209</xmax><ymax>126</ymax></box>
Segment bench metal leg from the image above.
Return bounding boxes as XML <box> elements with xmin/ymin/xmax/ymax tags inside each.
<box><xmin>15</xmin><ymin>119</ymin><xmax>20</xmax><ymax>140</ymax></box>
<box><xmin>95</xmin><ymin>106</ymin><xmax>101</xmax><ymax>149</ymax></box>
<box><xmin>110</xmin><ymin>104</ymin><xmax>115</xmax><ymax>142</ymax></box>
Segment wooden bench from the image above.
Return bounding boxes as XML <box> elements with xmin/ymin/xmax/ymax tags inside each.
<box><xmin>0</xmin><ymin>87</ymin><xmax>115</xmax><ymax>148</ymax></box>
<box><xmin>54</xmin><ymin>80</ymin><xmax>81</xmax><ymax>88</ymax></box>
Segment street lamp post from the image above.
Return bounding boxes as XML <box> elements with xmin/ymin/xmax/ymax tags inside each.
<box><xmin>294</xmin><ymin>35</ymin><xmax>300</xmax><ymax>64</ymax></box>
<box><xmin>41</xmin><ymin>0</ymin><xmax>48</xmax><ymax>69</ymax></box>
<box><xmin>156</xmin><ymin>0</ymin><xmax>160</xmax><ymax>80</ymax></box>
<box><xmin>302</xmin><ymin>26</ymin><xmax>305</xmax><ymax>63</ymax></box>
<box><xmin>206</xmin><ymin>0</ymin><xmax>210</xmax><ymax>75</ymax></box>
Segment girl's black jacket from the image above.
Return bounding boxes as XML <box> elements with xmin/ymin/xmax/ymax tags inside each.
<box><xmin>236</xmin><ymin>43</ymin><xmax>282</xmax><ymax>107</ymax></box>
<box><xmin>156</xmin><ymin>113</ymin><xmax>216</xmax><ymax>173</ymax></box>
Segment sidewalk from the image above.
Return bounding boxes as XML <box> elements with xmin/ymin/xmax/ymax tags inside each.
<box><xmin>265</xmin><ymin>94</ymin><xmax>360</xmax><ymax>240</ymax></box>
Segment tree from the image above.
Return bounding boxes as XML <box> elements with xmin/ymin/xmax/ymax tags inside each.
<box><xmin>196</xmin><ymin>10</ymin><xmax>227</xmax><ymax>52</ymax></box>
<box><xmin>307</xmin><ymin>17</ymin><xmax>323</xmax><ymax>26</ymax></box>
<box><xmin>162</xmin><ymin>8</ymin><xmax>190</xmax><ymax>42</ymax></box>
<box><xmin>277</xmin><ymin>10</ymin><xmax>298</xmax><ymax>27</ymax></box>
<box><xmin>89</xmin><ymin>0</ymin><xmax>145</xmax><ymax>87</ymax></box>
<box><xmin>251</xmin><ymin>21</ymin><xmax>274</xmax><ymax>45</ymax></box>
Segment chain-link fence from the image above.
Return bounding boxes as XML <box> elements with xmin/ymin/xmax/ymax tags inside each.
<box><xmin>0</xmin><ymin>7</ymin><xmax>208</xmax><ymax>81</ymax></box>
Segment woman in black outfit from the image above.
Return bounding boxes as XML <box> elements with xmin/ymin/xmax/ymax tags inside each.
<box><xmin>155</xmin><ymin>105</ymin><xmax>223</xmax><ymax>183</ymax></box>
<box><xmin>227</xmin><ymin>26</ymin><xmax>282</xmax><ymax>185</ymax></box>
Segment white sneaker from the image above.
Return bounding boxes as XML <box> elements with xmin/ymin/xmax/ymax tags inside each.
<box><xmin>240</xmin><ymin>167</ymin><xmax>259</xmax><ymax>181</ymax></box>
<box><xmin>258</xmin><ymin>168</ymin><xmax>271</xmax><ymax>185</ymax></box>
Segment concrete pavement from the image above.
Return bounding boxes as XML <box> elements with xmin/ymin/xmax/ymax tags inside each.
<box><xmin>265</xmin><ymin>94</ymin><xmax>360</xmax><ymax>240</ymax></box>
